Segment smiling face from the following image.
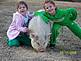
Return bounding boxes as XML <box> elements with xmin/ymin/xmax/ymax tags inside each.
<box><xmin>44</xmin><ymin>2</ymin><xmax>56</xmax><ymax>15</ymax></box>
<box><xmin>17</xmin><ymin>4</ymin><xmax>28</xmax><ymax>16</ymax></box>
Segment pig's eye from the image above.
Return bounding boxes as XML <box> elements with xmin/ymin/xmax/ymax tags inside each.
<box><xmin>35</xmin><ymin>36</ymin><xmax>39</xmax><ymax>40</ymax></box>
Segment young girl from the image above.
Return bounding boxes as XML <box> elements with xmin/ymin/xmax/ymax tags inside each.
<box><xmin>7</xmin><ymin>1</ymin><xmax>34</xmax><ymax>47</ymax></box>
<box><xmin>35</xmin><ymin>0</ymin><xmax>81</xmax><ymax>47</ymax></box>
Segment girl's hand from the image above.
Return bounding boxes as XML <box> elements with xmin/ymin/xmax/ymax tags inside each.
<box><xmin>26</xmin><ymin>28</ymin><xmax>31</xmax><ymax>33</ymax></box>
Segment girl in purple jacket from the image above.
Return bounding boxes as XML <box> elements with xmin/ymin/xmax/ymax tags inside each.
<box><xmin>7</xmin><ymin>1</ymin><xmax>34</xmax><ymax>47</ymax></box>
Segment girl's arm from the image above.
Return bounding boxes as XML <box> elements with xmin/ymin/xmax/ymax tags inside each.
<box><xmin>13</xmin><ymin>14</ymin><xmax>27</xmax><ymax>32</ymax></box>
<box><xmin>34</xmin><ymin>11</ymin><xmax>50</xmax><ymax>23</ymax></box>
<box><xmin>65</xmin><ymin>8</ymin><xmax>77</xmax><ymax>21</ymax></box>
<box><xmin>53</xmin><ymin>8</ymin><xmax>77</xmax><ymax>22</ymax></box>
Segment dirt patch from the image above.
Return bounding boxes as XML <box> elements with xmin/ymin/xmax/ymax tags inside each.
<box><xmin>0</xmin><ymin>1</ymin><xmax>81</xmax><ymax>61</ymax></box>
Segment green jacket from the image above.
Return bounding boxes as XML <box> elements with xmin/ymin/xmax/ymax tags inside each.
<box><xmin>34</xmin><ymin>8</ymin><xmax>77</xmax><ymax>24</ymax></box>
<box><xmin>34</xmin><ymin>8</ymin><xmax>77</xmax><ymax>42</ymax></box>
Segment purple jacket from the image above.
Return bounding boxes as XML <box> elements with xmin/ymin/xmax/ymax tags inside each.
<box><xmin>7</xmin><ymin>11</ymin><xmax>34</xmax><ymax>40</ymax></box>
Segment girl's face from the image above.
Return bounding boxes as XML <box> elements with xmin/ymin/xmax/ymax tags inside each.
<box><xmin>17</xmin><ymin>4</ymin><xmax>27</xmax><ymax>16</ymax></box>
<box><xmin>44</xmin><ymin>2</ymin><xmax>56</xmax><ymax>15</ymax></box>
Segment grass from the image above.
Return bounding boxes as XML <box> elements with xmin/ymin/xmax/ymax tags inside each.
<box><xmin>0</xmin><ymin>1</ymin><xmax>81</xmax><ymax>61</ymax></box>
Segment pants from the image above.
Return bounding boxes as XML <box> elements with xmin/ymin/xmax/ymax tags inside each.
<box><xmin>7</xmin><ymin>32</ymin><xmax>31</xmax><ymax>47</ymax></box>
<box><xmin>50</xmin><ymin>23</ymin><xmax>61</xmax><ymax>45</ymax></box>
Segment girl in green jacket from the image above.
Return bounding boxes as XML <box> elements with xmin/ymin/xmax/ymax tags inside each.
<box><xmin>35</xmin><ymin>0</ymin><xmax>81</xmax><ymax>47</ymax></box>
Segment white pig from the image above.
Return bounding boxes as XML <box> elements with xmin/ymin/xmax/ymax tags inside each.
<box><xmin>28</xmin><ymin>10</ymin><xmax>51</xmax><ymax>52</ymax></box>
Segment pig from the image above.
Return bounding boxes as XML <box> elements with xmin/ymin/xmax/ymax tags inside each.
<box><xmin>28</xmin><ymin>15</ymin><xmax>51</xmax><ymax>52</ymax></box>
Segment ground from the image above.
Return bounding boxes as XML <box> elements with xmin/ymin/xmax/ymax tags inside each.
<box><xmin>0</xmin><ymin>1</ymin><xmax>81</xmax><ymax>61</ymax></box>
